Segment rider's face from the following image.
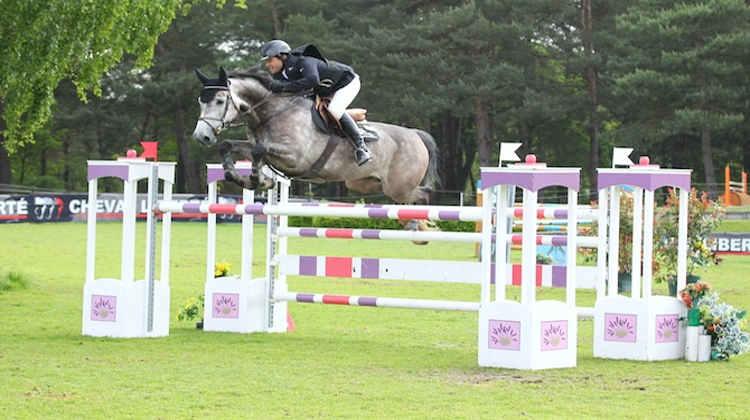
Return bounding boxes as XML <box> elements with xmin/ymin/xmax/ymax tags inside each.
<box><xmin>264</xmin><ymin>56</ymin><xmax>283</xmax><ymax>74</ymax></box>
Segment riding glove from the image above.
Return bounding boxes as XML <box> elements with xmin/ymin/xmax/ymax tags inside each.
<box><xmin>270</xmin><ymin>81</ymin><xmax>284</xmax><ymax>93</ymax></box>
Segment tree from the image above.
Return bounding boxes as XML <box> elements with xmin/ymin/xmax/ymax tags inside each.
<box><xmin>0</xmin><ymin>0</ymin><xmax>245</xmax><ymax>188</ymax></box>
<box><xmin>609</xmin><ymin>0</ymin><xmax>750</xmax><ymax>195</ymax></box>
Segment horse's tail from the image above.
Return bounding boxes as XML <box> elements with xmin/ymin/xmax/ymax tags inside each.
<box><xmin>413</xmin><ymin>129</ymin><xmax>441</xmax><ymax>190</ymax></box>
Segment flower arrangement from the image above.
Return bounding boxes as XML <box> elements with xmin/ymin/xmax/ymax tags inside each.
<box><xmin>176</xmin><ymin>293</ymin><xmax>204</xmax><ymax>322</ymax></box>
<box><xmin>679</xmin><ymin>280</ymin><xmax>712</xmax><ymax>308</ymax></box>
<box><xmin>176</xmin><ymin>262</ymin><xmax>233</xmax><ymax>325</ymax></box>
<box><xmin>654</xmin><ymin>189</ymin><xmax>725</xmax><ymax>284</ymax></box>
<box><xmin>694</xmin><ymin>291</ymin><xmax>750</xmax><ymax>360</ymax></box>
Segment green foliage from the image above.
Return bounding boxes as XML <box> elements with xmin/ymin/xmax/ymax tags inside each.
<box><xmin>0</xmin><ymin>0</ymin><xmax>247</xmax><ymax>153</ymax></box>
<box><xmin>288</xmin><ymin>215</ymin><xmax>476</xmax><ymax>232</ymax></box>
<box><xmin>654</xmin><ymin>189</ymin><xmax>726</xmax><ymax>282</ymax></box>
<box><xmin>696</xmin><ymin>291</ymin><xmax>750</xmax><ymax>360</ymax></box>
<box><xmin>536</xmin><ymin>253</ymin><xmax>554</xmax><ymax>265</ymax></box>
<box><xmin>579</xmin><ymin>191</ymin><xmax>654</xmax><ymax>274</ymax></box>
<box><xmin>175</xmin><ymin>293</ymin><xmax>204</xmax><ymax>322</ymax></box>
<box><xmin>610</xmin><ymin>0</ymin><xmax>750</xmax><ymax>159</ymax></box>
<box><xmin>0</xmin><ymin>1</ymin><xmax>175</xmax><ymax>151</ymax></box>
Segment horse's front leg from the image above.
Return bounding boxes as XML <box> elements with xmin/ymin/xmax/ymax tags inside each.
<box><xmin>218</xmin><ymin>139</ymin><xmax>259</xmax><ymax>190</ymax></box>
<box><xmin>249</xmin><ymin>143</ymin><xmax>275</xmax><ymax>191</ymax></box>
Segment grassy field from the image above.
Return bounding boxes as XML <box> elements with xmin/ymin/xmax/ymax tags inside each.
<box><xmin>1</xmin><ymin>221</ymin><xmax>749</xmax><ymax>419</ymax></box>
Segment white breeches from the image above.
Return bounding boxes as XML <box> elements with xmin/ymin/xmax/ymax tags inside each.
<box><xmin>328</xmin><ymin>74</ymin><xmax>360</xmax><ymax>120</ymax></box>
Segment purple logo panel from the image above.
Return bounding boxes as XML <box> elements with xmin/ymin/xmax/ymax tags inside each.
<box><xmin>91</xmin><ymin>295</ymin><xmax>116</xmax><ymax>322</ymax></box>
<box><xmin>487</xmin><ymin>320</ymin><xmax>520</xmax><ymax>351</ymax></box>
<box><xmin>604</xmin><ymin>313</ymin><xmax>637</xmax><ymax>342</ymax></box>
<box><xmin>655</xmin><ymin>314</ymin><xmax>679</xmax><ymax>343</ymax></box>
<box><xmin>541</xmin><ymin>320</ymin><xmax>568</xmax><ymax>351</ymax></box>
<box><xmin>213</xmin><ymin>293</ymin><xmax>239</xmax><ymax>319</ymax></box>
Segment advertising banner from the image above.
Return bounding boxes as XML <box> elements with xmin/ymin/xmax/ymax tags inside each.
<box><xmin>712</xmin><ymin>232</ymin><xmax>750</xmax><ymax>254</ymax></box>
<box><xmin>0</xmin><ymin>193</ymin><xmax>253</xmax><ymax>224</ymax></box>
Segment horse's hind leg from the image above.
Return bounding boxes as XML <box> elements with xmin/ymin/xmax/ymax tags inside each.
<box><xmin>400</xmin><ymin>187</ymin><xmax>438</xmax><ymax>245</ymax></box>
<box><xmin>416</xmin><ymin>186</ymin><xmax>433</xmax><ymax>205</ymax></box>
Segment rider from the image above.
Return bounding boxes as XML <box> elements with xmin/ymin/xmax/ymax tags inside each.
<box><xmin>259</xmin><ymin>39</ymin><xmax>373</xmax><ymax>166</ymax></box>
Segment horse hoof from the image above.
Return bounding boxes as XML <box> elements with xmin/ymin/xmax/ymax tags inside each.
<box><xmin>224</xmin><ymin>172</ymin><xmax>240</xmax><ymax>183</ymax></box>
<box><xmin>411</xmin><ymin>240</ymin><xmax>429</xmax><ymax>246</ymax></box>
<box><xmin>260</xmin><ymin>179</ymin><xmax>276</xmax><ymax>191</ymax></box>
<box><xmin>403</xmin><ymin>220</ymin><xmax>419</xmax><ymax>231</ymax></box>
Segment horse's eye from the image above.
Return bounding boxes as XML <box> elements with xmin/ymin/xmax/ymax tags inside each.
<box><xmin>216</xmin><ymin>99</ymin><xmax>225</xmax><ymax>105</ymax></box>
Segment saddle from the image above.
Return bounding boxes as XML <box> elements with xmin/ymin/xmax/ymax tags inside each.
<box><xmin>311</xmin><ymin>97</ymin><xmax>379</xmax><ymax>142</ymax></box>
<box><xmin>296</xmin><ymin>97</ymin><xmax>379</xmax><ymax>182</ymax></box>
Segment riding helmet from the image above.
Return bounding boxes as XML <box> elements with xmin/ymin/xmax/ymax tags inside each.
<box><xmin>259</xmin><ymin>40</ymin><xmax>291</xmax><ymax>61</ymax></box>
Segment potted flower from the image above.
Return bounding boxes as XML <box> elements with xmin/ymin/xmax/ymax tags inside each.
<box><xmin>679</xmin><ymin>280</ymin><xmax>713</xmax><ymax>308</ymax></box>
<box><xmin>654</xmin><ymin>188</ymin><xmax>725</xmax><ymax>295</ymax></box>
<box><xmin>580</xmin><ymin>191</ymin><xmax>655</xmax><ymax>293</ymax></box>
<box><xmin>176</xmin><ymin>261</ymin><xmax>234</xmax><ymax>329</ymax></box>
<box><xmin>679</xmin><ymin>280</ymin><xmax>713</xmax><ymax>326</ymax></box>
<box><xmin>176</xmin><ymin>293</ymin><xmax>204</xmax><ymax>328</ymax></box>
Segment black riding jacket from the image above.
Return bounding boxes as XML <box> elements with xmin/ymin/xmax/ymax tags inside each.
<box><xmin>273</xmin><ymin>45</ymin><xmax>355</xmax><ymax>98</ymax></box>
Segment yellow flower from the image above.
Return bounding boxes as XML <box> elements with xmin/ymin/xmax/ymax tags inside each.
<box><xmin>214</xmin><ymin>261</ymin><xmax>231</xmax><ymax>277</ymax></box>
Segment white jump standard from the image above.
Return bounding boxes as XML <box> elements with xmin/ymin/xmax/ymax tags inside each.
<box><xmin>82</xmin><ymin>159</ymin><xmax>175</xmax><ymax>338</ymax></box>
<box><xmin>201</xmin><ymin>163</ymin><xmax>291</xmax><ymax>334</ymax></box>
<box><xmin>478</xmin><ymin>157</ymin><xmax>581</xmax><ymax>370</ymax></box>
<box><xmin>593</xmin><ymin>161</ymin><xmax>691</xmax><ymax>361</ymax></box>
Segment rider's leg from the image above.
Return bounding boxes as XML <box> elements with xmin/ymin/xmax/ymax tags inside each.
<box><xmin>339</xmin><ymin>113</ymin><xmax>373</xmax><ymax>165</ymax></box>
<box><xmin>329</xmin><ymin>75</ymin><xmax>372</xmax><ymax>166</ymax></box>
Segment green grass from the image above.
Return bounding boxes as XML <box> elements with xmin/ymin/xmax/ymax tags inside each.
<box><xmin>1</xmin><ymin>221</ymin><xmax>749</xmax><ymax>419</ymax></box>
<box><xmin>0</xmin><ymin>268</ymin><xmax>32</xmax><ymax>292</ymax></box>
<box><xmin>725</xmin><ymin>205</ymin><xmax>750</xmax><ymax>213</ymax></box>
<box><xmin>719</xmin><ymin>219</ymin><xmax>750</xmax><ymax>233</ymax></box>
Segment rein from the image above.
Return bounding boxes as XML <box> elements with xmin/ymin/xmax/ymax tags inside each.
<box><xmin>249</xmin><ymin>94</ymin><xmax>306</xmax><ymax>130</ymax></box>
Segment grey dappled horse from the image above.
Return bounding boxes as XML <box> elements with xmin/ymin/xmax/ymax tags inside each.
<box><xmin>192</xmin><ymin>66</ymin><xmax>440</xmax><ymax>233</ymax></box>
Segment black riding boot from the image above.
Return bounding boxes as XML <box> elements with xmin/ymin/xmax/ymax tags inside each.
<box><xmin>339</xmin><ymin>113</ymin><xmax>373</xmax><ymax>166</ymax></box>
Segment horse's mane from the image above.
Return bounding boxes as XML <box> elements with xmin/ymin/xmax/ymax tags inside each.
<box><xmin>228</xmin><ymin>65</ymin><xmax>274</xmax><ymax>90</ymax></box>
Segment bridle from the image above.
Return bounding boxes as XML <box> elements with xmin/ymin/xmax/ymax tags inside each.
<box><xmin>197</xmin><ymin>82</ymin><xmax>306</xmax><ymax>138</ymax></box>
<box><xmin>197</xmin><ymin>84</ymin><xmax>275</xmax><ymax>138</ymax></box>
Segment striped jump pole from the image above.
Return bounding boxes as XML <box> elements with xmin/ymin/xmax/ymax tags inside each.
<box><xmin>275</xmin><ymin>227</ymin><xmax>483</xmax><ymax>243</ymax></box>
<box><xmin>506</xmin><ymin>207</ymin><xmax>599</xmax><ymax>220</ymax></box>
<box><xmin>506</xmin><ymin>234</ymin><xmax>598</xmax><ymax>248</ymax></box>
<box><xmin>154</xmin><ymin>201</ymin><xmax>484</xmax><ymax>223</ymax></box>
<box><xmin>275</xmin><ymin>227</ymin><xmax>600</xmax><ymax>248</ymax></box>
<box><xmin>273</xmin><ymin>292</ymin><xmax>480</xmax><ymax>312</ymax></box>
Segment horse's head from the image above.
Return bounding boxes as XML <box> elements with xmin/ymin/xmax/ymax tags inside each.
<box><xmin>193</xmin><ymin>67</ymin><xmax>237</xmax><ymax>147</ymax></box>
<box><xmin>193</xmin><ymin>66</ymin><xmax>275</xmax><ymax>147</ymax></box>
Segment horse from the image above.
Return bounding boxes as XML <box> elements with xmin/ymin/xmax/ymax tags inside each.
<box><xmin>192</xmin><ymin>66</ymin><xmax>440</xmax><ymax>234</ymax></box>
